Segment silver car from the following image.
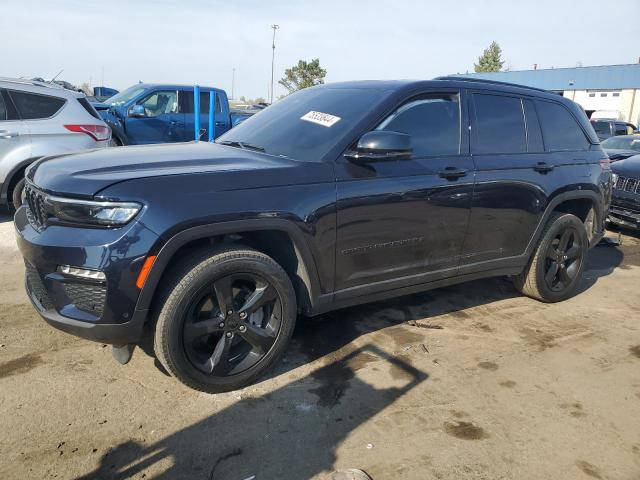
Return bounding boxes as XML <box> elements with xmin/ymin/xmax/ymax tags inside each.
<box><xmin>0</xmin><ymin>78</ymin><xmax>111</xmax><ymax>210</ymax></box>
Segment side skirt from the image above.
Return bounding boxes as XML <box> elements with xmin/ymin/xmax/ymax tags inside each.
<box><xmin>309</xmin><ymin>266</ymin><xmax>523</xmax><ymax>316</ymax></box>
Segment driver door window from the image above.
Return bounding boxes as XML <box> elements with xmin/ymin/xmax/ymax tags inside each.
<box><xmin>138</xmin><ymin>90</ymin><xmax>178</xmax><ymax>117</ymax></box>
<box><xmin>377</xmin><ymin>93</ymin><xmax>461</xmax><ymax>157</ymax></box>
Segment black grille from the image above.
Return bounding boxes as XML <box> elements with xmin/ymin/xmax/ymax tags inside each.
<box><xmin>63</xmin><ymin>282</ymin><xmax>106</xmax><ymax>315</ymax></box>
<box><xmin>25</xmin><ymin>263</ymin><xmax>54</xmax><ymax>310</ymax></box>
<box><xmin>614</xmin><ymin>175</ymin><xmax>640</xmax><ymax>195</ymax></box>
<box><xmin>625</xmin><ymin>178</ymin><xmax>638</xmax><ymax>193</ymax></box>
<box><xmin>24</xmin><ymin>183</ymin><xmax>49</xmax><ymax>230</ymax></box>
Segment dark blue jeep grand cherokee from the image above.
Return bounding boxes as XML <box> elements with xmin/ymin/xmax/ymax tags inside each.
<box><xmin>15</xmin><ymin>78</ymin><xmax>612</xmax><ymax>392</ymax></box>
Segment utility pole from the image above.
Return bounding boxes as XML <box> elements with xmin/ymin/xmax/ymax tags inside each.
<box><xmin>231</xmin><ymin>68</ymin><xmax>235</xmax><ymax>100</ymax></box>
<box><xmin>270</xmin><ymin>24</ymin><xmax>279</xmax><ymax>104</ymax></box>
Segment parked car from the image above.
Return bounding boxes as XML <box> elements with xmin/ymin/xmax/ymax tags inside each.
<box><xmin>15</xmin><ymin>78</ymin><xmax>611</xmax><ymax>392</ymax></box>
<box><xmin>93</xmin><ymin>84</ymin><xmax>253</xmax><ymax>146</ymax></box>
<box><xmin>93</xmin><ymin>86</ymin><xmax>119</xmax><ymax>102</ymax></box>
<box><xmin>608</xmin><ymin>154</ymin><xmax>640</xmax><ymax>229</ymax></box>
<box><xmin>601</xmin><ymin>134</ymin><xmax>640</xmax><ymax>161</ymax></box>
<box><xmin>0</xmin><ymin>77</ymin><xmax>110</xmax><ymax>211</ymax></box>
<box><xmin>591</xmin><ymin>119</ymin><xmax>637</xmax><ymax>141</ymax></box>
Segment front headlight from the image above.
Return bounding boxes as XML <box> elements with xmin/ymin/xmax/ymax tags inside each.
<box><xmin>611</xmin><ymin>173</ymin><xmax>618</xmax><ymax>186</ymax></box>
<box><xmin>47</xmin><ymin>196</ymin><xmax>141</xmax><ymax>227</ymax></box>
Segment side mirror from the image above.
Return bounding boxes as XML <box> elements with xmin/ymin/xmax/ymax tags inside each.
<box><xmin>129</xmin><ymin>105</ymin><xmax>146</xmax><ymax>118</ymax></box>
<box><xmin>345</xmin><ymin>131</ymin><xmax>412</xmax><ymax>162</ymax></box>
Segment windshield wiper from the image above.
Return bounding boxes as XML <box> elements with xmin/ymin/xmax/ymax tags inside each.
<box><xmin>218</xmin><ymin>140</ymin><xmax>265</xmax><ymax>153</ymax></box>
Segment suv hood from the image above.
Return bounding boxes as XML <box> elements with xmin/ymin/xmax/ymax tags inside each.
<box><xmin>28</xmin><ymin>142</ymin><xmax>329</xmax><ymax>198</ymax></box>
<box><xmin>611</xmin><ymin>154</ymin><xmax>640</xmax><ymax>176</ymax></box>
<box><xmin>605</xmin><ymin>148</ymin><xmax>640</xmax><ymax>161</ymax></box>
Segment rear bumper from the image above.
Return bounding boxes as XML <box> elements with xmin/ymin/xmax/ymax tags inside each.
<box><xmin>15</xmin><ymin>206</ymin><xmax>159</xmax><ymax>345</ymax></box>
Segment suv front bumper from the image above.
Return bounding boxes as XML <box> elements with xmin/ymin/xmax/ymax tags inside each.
<box><xmin>608</xmin><ymin>189</ymin><xmax>640</xmax><ymax>229</ymax></box>
<box><xmin>15</xmin><ymin>206</ymin><xmax>159</xmax><ymax>344</ymax></box>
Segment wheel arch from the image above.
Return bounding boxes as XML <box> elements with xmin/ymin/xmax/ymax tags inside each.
<box><xmin>136</xmin><ymin>220</ymin><xmax>321</xmax><ymax>317</ymax></box>
<box><xmin>528</xmin><ymin>189</ymin><xmax>604</xmax><ymax>256</ymax></box>
<box><xmin>1</xmin><ymin>157</ymin><xmax>42</xmax><ymax>204</ymax></box>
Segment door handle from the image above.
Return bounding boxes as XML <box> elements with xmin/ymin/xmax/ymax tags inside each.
<box><xmin>533</xmin><ymin>162</ymin><xmax>554</xmax><ymax>173</ymax></box>
<box><xmin>439</xmin><ymin>167</ymin><xmax>468</xmax><ymax>180</ymax></box>
<box><xmin>215</xmin><ymin>121</ymin><xmax>225</xmax><ymax>126</ymax></box>
<box><xmin>170</xmin><ymin>121</ymin><xmax>185</xmax><ymax>127</ymax></box>
<box><xmin>0</xmin><ymin>130</ymin><xmax>19</xmax><ymax>139</ymax></box>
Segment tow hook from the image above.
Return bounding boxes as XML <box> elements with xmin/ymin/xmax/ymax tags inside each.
<box><xmin>112</xmin><ymin>344</ymin><xmax>136</xmax><ymax>365</ymax></box>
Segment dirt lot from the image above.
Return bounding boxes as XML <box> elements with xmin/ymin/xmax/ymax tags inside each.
<box><xmin>1</xmin><ymin>212</ymin><xmax>639</xmax><ymax>480</ymax></box>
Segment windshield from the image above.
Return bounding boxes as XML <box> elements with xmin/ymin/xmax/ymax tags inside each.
<box><xmin>217</xmin><ymin>87</ymin><xmax>389</xmax><ymax>162</ymax></box>
<box><xmin>602</xmin><ymin>136</ymin><xmax>640</xmax><ymax>151</ymax></box>
<box><xmin>106</xmin><ymin>85</ymin><xmax>146</xmax><ymax>106</ymax></box>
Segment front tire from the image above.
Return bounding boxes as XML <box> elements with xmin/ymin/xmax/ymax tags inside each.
<box><xmin>153</xmin><ymin>246</ymin><xmax>296</xmax><ymax>393</ymax></box>
<box><xmin>514</xmin><ymin>212</ymin><xmax>588</xmax><ymax>302</ymax></box>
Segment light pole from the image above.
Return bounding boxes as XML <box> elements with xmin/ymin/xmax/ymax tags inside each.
<box><xmin>231</xmin><ymin>67</ymin><xmax>235</xmax><ymax>100</ymax></box>
<box><xmin>270</xmin><ymin>24</ymin><xmax>279</xmax><ymax>104</ymax></box>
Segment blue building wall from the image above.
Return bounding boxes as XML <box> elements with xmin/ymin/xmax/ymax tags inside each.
<box><xmin>451</xmin><ymin>64</ymin><xmax>640</xmax><ymax>91</ymax></box>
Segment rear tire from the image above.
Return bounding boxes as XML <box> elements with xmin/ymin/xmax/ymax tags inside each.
<box><xmin>11</xmin><ymin>177</ymin><xmax>26</xmax><ymax>212</ymax></box>
<box><xmin>153</xmin><ymin>246</ymin><xmax>296</xmax><ymax>393</ymax></box>
<box><xmin>513</xmin><ymin>212</ymin><xmax>588</xmax><ymax>302</ymax></box>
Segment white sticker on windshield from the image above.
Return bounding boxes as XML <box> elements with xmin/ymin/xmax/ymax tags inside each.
<box><xmin>300</xmin><ymin>111</ymin><xmax>341</xmax><ymax>127</ymax></box>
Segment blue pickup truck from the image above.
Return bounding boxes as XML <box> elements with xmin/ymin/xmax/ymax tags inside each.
<box><xmin>93</xmin><ymin>84</ymin><xmax>252</xmax><ymax>146</ymax></box>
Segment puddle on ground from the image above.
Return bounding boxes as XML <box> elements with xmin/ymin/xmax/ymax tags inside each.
<box><xmin>0</xmin><ymin>353</ymin><xmax>44</xmax><ymax>378</ymax></box>
<box><xmin>477</xmin><ymin>361</ymin><xmax>499</xmax><ymax>371</ymax></box>
<box><xmin>575</xmin><ymin>460</ymin><xmax>603</xmax><ymax>479</ymax></box>
<box><xmin>444</xmin><ymin>421</ymin><xmax>489</xmax><ymax>440</ymax></box>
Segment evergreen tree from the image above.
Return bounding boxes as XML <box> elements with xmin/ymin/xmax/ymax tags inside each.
<box><xmin>474</xmin><ymin>42</ymin><xmax>505</xmax><ymax>73</ymax></box>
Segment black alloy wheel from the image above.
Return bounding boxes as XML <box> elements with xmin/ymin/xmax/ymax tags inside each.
<box><xmin>154</xmin><ymin>246</ymin><xmax>296</xmax><ymax>393</ymax></box>
<box><xmin>513</xmin><ymin>212</ymin><xmax>588</xmax><ymax>303</ymax></box>
<box><xmin>543</xmin><ymin>226</ymin><xmax>584</xmax><ymax>292</ymax></box>
<box><xmin>182</xmin><ymin>272</ymin><xmax>282</xmax><ymax>376</ymax></box>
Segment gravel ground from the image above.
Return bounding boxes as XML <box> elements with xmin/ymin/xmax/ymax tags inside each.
<box><xmin>0</xmin><ymin>211</ymin><xmax>639</xmax><ymax>480</ymax></box>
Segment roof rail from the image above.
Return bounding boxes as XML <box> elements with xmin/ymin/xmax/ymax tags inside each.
<box><xmin>434</xmin><ymin>75</ymin><xmax>551</xmax><ymax>94</ymax></box>
<box><xmin>0</xmin><ymin>77</ymin><xmax>64</xmax><ymax>89</ymax></box>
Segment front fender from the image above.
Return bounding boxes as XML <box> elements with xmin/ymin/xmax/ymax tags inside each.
<box><xmin>134</xmin><ymin>218</ymin><xmax>323</xmax><ymax>315</ymax></box>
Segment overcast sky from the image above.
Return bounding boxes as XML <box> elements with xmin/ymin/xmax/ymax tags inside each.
<box><xmin>2</xmin><ymin>0</ymin><xmax>639</xmax><ymax>99</ymax></box>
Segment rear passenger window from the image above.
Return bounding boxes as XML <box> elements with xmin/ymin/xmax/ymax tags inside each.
<box><xmin>523</xmin><ymin>99</ymin><xmax>544</xmax><ymax>152</ymax></box>
<box><xmin>473</xmin><ymin>94</ymin><xmax>527</xmax><ymax>154</ymax></box>
<box><xmin>0</xmin><ymin>92</ymin><xmax>6</xmax><ymax>121</ymax></box>
<box><xmin>377</xmin><ymin>93</ymin><xmax>460</xmax><ymax>157</ymax></box>
<box><xmin>614</xmin><ymin>123</ymin><xmax>628</xmax><ymax>135</ymax></box>
<box><xmin>179</xmin><ymin>91</ymin><xmax>222</xmax><ymax>114</ymax></box>
<box><xmin>9</xmin><ymin>91</ymin><xmax>65</xmax><ymax>119</ymax></box>
<box><xmin>536</xmin><ymin>101</ymin><xmax>589</xmax><ymax>151</ymax></box>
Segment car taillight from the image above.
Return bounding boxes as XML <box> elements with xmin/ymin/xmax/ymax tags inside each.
<box><xmin>64</xmin><ymin>124</ymin><xmax>111</xmax><ymax>142</ymax></box>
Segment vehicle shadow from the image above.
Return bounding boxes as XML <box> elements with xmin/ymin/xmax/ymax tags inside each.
<box><xmin>0</xmin><ymin>210</ymin><xmax>13</xmax><ymax>224</ymax></box>
<box><xmin>76</xmin><ymin>345</ymin><xmax>428</xmax><ymax>480</ymax></box>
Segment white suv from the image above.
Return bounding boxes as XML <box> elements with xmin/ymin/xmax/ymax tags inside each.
<box><xmin>0</xmin><ymin>78</ymin><xmax>111</xmax><ymax>211</ymax></box>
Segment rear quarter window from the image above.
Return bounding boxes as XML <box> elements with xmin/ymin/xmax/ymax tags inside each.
<box><xmin>536</xmin><ymin>101</ymin><xmax>589</xmax><ymax>151</ymax></box>
<box><xmin>77</xmin><ymin>97</ymin><xmax>101</xmax><ymax>120</ymax></box>
<box><xmin>9</xmin><ymin>90</ymin><xmax>66</xmax><ymax>120</ymax></box>
<box><xmin>0</xmin><ymin>92</ymin><xmax>6</xmax><ymax>121</ymax></box>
